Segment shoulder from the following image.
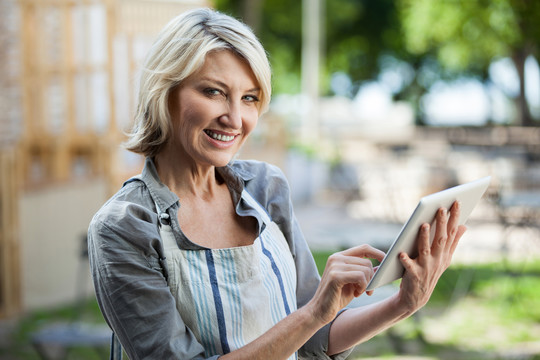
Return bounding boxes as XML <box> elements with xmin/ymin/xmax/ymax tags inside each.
<box><xmin>88</xmin><ymin>179</ymin><xmax>159</xmax><ymax>254</ymax></box>
<box><xmin>91</xmin><ymin>180</ymin><xmax>155</xmax><ymax>227</ymax></box>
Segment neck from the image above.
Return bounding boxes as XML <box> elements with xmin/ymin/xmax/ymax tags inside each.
<box><xmin>154</xmin><ymin>150</ymin><xmax>221</xmax><ymax>200</ymax></box>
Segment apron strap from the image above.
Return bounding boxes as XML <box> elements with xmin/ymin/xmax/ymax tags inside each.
<box><xmin>154</xmin><ymin>200</ymin><xmax>179</xmax><ymax>253</ymax></box>
<box><xmin>110</xmin><ymin>332</ymin><xmax>122</xmax><ymax>360</ymax></box>
<box><xmin>241</xmin><ymin>190</ymin><xmax>272</xmax><ymax>225</ymax></box>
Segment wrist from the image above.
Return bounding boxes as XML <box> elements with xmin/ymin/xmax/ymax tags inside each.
<box><xmin>389</xmin><ymin>292</ymin><xmax>417</xmax><ymax>320</ymax></box>
<box><xmin>301</xmin><ymin>300</ymin><xmax>334</xmax><ymax>329</ymax></box>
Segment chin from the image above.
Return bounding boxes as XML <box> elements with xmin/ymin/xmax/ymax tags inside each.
<box><xmin>203</xmin><ymin>154</ymin><xmax>236</xmax><ymax>168</ymax></box>
<box><xmin>215</xmin><ymin>157</ymin><xmax>235</xmax><ymax>167</ymax></box>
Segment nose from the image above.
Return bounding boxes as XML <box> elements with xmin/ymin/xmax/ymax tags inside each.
<box><xmin>219</xmin><ymin>99</ymin><xmax>242</xmax><ymax>130</ymax></box>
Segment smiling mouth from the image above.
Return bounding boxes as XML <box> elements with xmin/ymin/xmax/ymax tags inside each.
<box><xmin>204</xmin><ymin>129</ymin><xmax>236</xmax><ymax>142</ymax></box>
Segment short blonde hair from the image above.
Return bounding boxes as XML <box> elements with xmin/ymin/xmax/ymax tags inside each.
<box><xmin>124</xmin><ymin>8</ymin><xmax>272</xmax><ymax>157</ymax></box>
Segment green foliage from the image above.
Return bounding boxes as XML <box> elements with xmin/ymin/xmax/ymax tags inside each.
<box><xmin>396</xmin><ymin>0</ymin><xmax>540</xmax><ymax>125</ymax></box>
<box><xmin>430</xmin><ymin>260</ymin><xmax>540</xmax><ymax>314</ymax></box>
<box><xmin>397</xmin><ymin>0</ymin><xmax>520</xmax><ymax>72</ymax></box>
<box><xmin>325</xmin><ymin>0</ymin><xmax>402</xmax><ymax>86</ymax></box>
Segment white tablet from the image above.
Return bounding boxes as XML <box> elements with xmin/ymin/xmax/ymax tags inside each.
<box><xmin>366</xmin><ymin>176</ymin><xmax>491</xmax><ymax>291</ymax></box>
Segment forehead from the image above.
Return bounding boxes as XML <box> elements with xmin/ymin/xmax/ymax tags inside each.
<box><xmin>190</xmin><ymin>50</ymin><xmax>259</xmax><ymax>88</ymax></box>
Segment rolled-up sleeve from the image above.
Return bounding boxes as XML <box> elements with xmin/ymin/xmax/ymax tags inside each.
<box><xmin>88</xmin><ymin>197</ymin><xmax>219</xmax><ymax>360</ymax></box>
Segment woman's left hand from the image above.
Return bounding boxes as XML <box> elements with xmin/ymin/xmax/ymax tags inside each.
<box><xmin>397</xmin><ymin>201</ymin><xmax>467</xmax><ymax>313</ymax></box>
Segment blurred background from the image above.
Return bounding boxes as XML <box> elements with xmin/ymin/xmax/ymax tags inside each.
<box><xmin>1</xmin><ymin>0</ymin><xmax>539</xmax><ymax>359</ymax></box>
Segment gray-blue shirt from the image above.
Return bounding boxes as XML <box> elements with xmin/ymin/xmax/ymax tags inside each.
<box><xmin>88</xmin><ymin>157</ymin><xmax>353</xmax><ymax>359</ymax></box>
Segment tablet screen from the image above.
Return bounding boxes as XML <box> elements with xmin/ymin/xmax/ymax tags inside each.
<box><xmin>366</xmin><ymin>176</ymin><xmax>491</xmax><ymax>291</ymax></box>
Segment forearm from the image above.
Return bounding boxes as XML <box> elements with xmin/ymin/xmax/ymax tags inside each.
<box><xmin>327</xmin><ymin>293</ymin><xmax>412</xmax><ymax>355</ymax></box>
<box><xmin>221</xmin><ymin>303</ymin><xmax>324</xmax><ymax>360</ymax></box>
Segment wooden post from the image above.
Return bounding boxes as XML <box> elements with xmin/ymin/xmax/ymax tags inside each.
<box><xmin>0</xmin><ymin>148</ymin><xmax>22</xmax><ymax>318</ymax></box>
<box><xmin>19</xmin><ymin>1</ymin><xmax>36</xmax><ymax>186</ymax></box>
<box><xmin>106</xmin><ymin>0</ymin><xmax>117</xmax><ymax>134</ymax></box>
<box><xmin>52</xmin><ymin>0</ymin><xmax>73</xmax><ymax>182</ymax></box>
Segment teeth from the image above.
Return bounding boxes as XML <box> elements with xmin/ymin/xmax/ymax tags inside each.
<box><xmin>206</xmin><ymin>130</ymin><xmax>234</xmax><ymax>142</ymax></box>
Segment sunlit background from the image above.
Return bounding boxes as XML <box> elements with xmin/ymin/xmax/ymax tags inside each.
<box><xmin>1</xmin><ymin>0</ymin><xmax>539</xmax><ymax>359</ymax></box>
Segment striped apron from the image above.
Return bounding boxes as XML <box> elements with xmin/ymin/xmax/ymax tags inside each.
<box><xmin>157</xmin><ymin>190</ymin><xmax>298</xmax><ymax>359</ymax></box>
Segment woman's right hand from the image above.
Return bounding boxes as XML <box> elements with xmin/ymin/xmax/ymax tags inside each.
<box><xmin>307</xmin><ymin>245</ymin><xmax>386</xmax><ymax>325</ymax></box>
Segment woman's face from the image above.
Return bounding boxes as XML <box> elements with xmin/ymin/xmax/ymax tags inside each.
<box><xmin>167</xmin><ymin>50</ymin><xmax>260</xmax><ymax>168</ymax></box>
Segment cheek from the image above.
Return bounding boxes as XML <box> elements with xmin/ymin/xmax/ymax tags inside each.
<box><xmin>175</xmin><ymin>90</ymin><xmax>215</xmax><ymax>128</ymax></box>
<box><xmin>175</xmin><ymin>105</ymin><xmax>206</xmax><ymax>135</ymax></box>
<box><xmin>243</xmin><ymin>109</ymin><xmax>259</xmax><ymax>135</ymax></box>
<box><xmin>170</xmin><ymin>109</ymin><xmax>198</xmax><ymax>150</ymax></box>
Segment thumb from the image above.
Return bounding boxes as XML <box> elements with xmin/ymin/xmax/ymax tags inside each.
<box><xmin>398</xmin><ymin>252</ymin><xmax>415</xmax><ymax>273</ymax></box>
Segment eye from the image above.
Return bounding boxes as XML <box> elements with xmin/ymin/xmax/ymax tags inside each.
<box><xmin>203</xmin><ymin>88</ymin><xmax>222</xmax><ymax>97</ymax></box>
<box><xmin>242</xmin><ymin>94</ymin><xmax>260</xmax><ymax>103</ymax></box>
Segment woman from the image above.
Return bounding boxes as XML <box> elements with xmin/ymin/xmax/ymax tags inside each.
<box><xmin>88</xmin><ymin>8</ymin><xmax>466</xmax><ymax>360</ymax></box>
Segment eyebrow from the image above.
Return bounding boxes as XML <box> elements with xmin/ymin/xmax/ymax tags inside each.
<box><xmin>199</xmin><ymin>77</ymin><xmax>260</xmax><ymax>93</ymax></box>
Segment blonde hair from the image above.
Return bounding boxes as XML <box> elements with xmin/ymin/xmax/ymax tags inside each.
<box><xmin>124</xmin><ymin>8</ymin><xmax>272</xmax><ymax>157</ymax></box>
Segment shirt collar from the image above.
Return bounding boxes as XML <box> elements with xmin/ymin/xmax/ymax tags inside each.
<box><xmin>226</xmin><ymin>159</ymin><xmax>257</xmax><ymax>182</ymax></box>
<box><xmin>136</xmin><ymin>157</ymin><xmax>257</xmax><ymax>212</ymax></box>
<box><xmin>138</xmin><ymin>157</ymin><xmax>179</xmax><ymax>213</ymax></box>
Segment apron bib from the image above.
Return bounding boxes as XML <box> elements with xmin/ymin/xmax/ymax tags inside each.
<box><xmin>157</xmin><ymin>190</ymin><xmax>298</xmax><ymax>359</ymax></box>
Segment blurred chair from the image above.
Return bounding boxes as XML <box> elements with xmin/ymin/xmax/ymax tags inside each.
<box><xmin>494</xmin><ymin>166</ymin><xmax>540</xmax><ymax>260</ymax></box>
